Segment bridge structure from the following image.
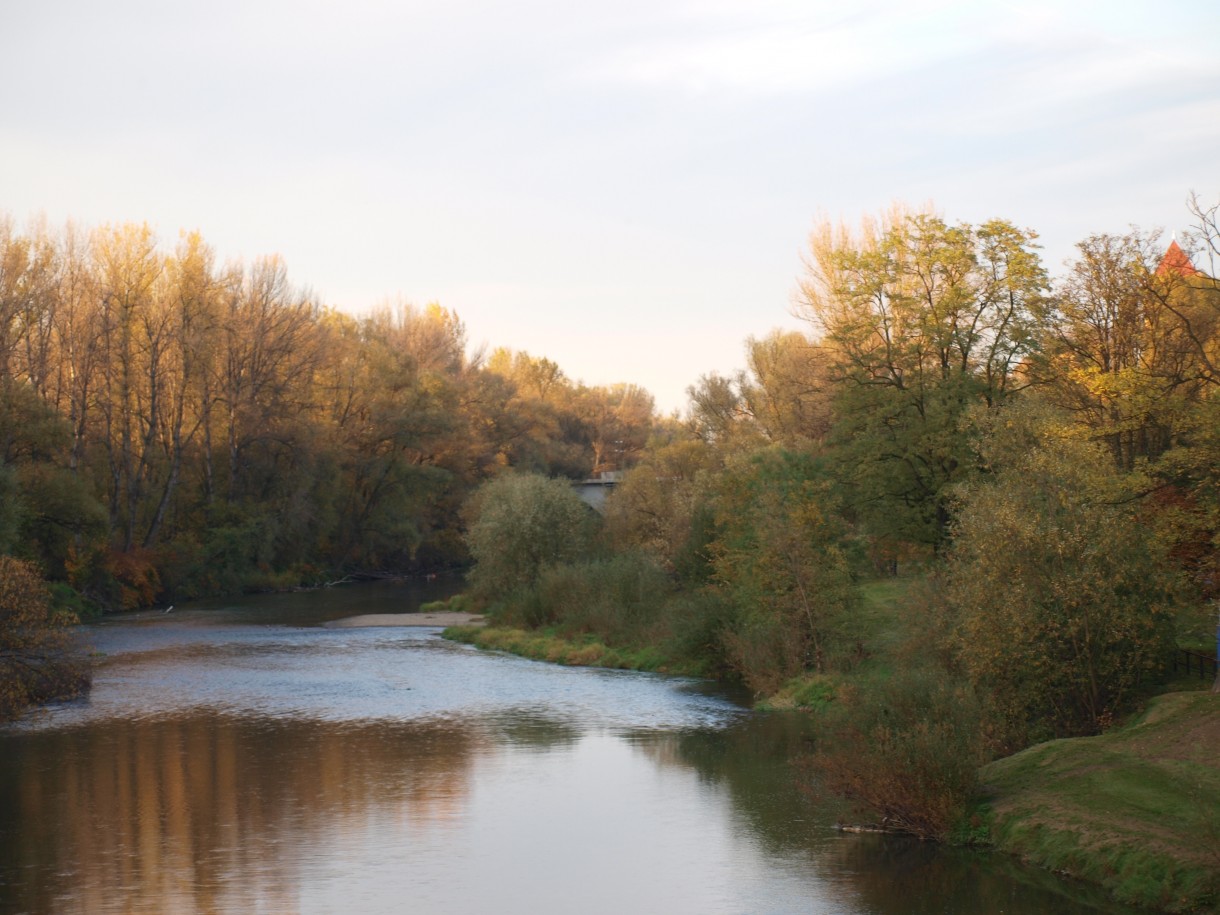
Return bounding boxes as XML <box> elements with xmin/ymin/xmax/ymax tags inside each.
<box><xmin>572</xmin><ymin>471</ymin><xmax>622</xmax><ymax>512</ymax></box>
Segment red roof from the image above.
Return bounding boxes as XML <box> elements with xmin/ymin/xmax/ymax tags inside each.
<box><xmin>1157</xmin><ymin>239</ymin><xmax>1200</xmax><ymax>277</ymax></box>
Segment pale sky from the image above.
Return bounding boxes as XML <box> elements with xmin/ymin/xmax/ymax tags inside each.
<box><xmin>3</xmin><ymin>0</ymin><xmax>1218</xmax><ymax>413</ymax></box>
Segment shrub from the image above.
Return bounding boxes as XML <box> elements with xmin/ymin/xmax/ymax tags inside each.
<box><xmin>807</xmin><ymin>668</ymin><xmax>989</xmax><ymax>841</ymax></box>
<box><xmin>947</xmin><ymin>429</ymin><xmax>1180</xmax><ymax>740</ymax></box>
<box><xmin>464</xmin><ymin>473</ymin><xmax>595</xmax><ymax>603</ymax></box>
<box><xmin>0</xmin><ymin>556</ymin><xmax>91</xmax><ymax>721</ymax></box>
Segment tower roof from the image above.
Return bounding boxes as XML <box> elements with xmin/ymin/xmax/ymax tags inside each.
<box><xmin>1157</xmin><ymin>239</ymin><xmax>1200</xmax><ymax>277</ymax></box>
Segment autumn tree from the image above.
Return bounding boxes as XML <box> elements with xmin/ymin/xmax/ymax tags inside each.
<box><xmin>709</xmin><ymin>447</ymin><xmax>857</xmax><ymax>694</ymax></box>
<box><xmin>1042</xmin><ymin>230</ymin><xmax>1211</xmax><ymax>469</ymax></box>
<box><xmin>799</xmin><ymin>209</ymin><xmax>1048</xmax><ymax>551</ymax></box>
<box><xmin>739</xmin><ymin>330</ymin><xmax>834</xmax><ymax>447</ymax></box>
<box><xmin>603</xmin><ymin>432</ymin><xmax>722</xmax><ymax>581</ymax></box>
<box><xmin>574</xmin><ymin>383</ymin><xmax>655</xmax><ymax>475</ymax></box>
<box><xmin>945</xmin><ymin>402</ymin><xmax>1180</xmax><ymax>740</ymax></box>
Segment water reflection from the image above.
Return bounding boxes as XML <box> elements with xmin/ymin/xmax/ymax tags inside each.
<box><xmin>0</xmin><ymin>714</ymin><xmax>482</xmax><ymax>914</ymax></box>
<box><xmin>628</xmin><ymin>714</ymin><xmax>1145</xmax><ymax>915</ymax></box>
<box><xmin>0</xmin><ymin>589</ymin><xmax>1143</xmax><ymax>914</ymax></box>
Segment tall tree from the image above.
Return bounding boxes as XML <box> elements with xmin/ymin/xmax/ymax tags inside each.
<box><xmin>1042</xmin><ymin>230</ymin><xmax>1209</xmax><ymax>469</ymax></box>
<box><xmin>798</xmin><ymin>209</ymin><xmax>1049</xmax><ymax>550</ymax></box>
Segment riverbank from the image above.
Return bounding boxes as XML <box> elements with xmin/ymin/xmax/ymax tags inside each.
<box><xmin>444</xmin><ymin>618</ymin><xmax>1220</xmax><ymax>913</ymax></box>
<box><xmin>979</xmin><ymin>690</ymin><xmax>1220</xmax><ymax>914</ymax></box>
<box><xmin>442</xmin><ymin>624</ymin><xmax>706</xmax><ymax>676</ymax></box>
<box><xmin>325</xmin><ymin>611</ymin><xmax>485</xmax><ymax>628</ymax></box>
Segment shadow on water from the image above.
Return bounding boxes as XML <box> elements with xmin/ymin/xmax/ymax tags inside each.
<box><xmin>629</xmin><ymin>711</ymin><xmax>1148</xmax><ymax>915</ymax></box>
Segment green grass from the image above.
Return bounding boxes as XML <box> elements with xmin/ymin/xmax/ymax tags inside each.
<box><xmin>419</xmin><ymin>593</ymin><xmax>475</xmax><ymax>614</ymax></box>
<box><xmin>979</xmin><ymin>691</ymin><xmax>1220</xmax><ymax>913</ymax></box>
<box><xmin>442</xmin><ymin>624</ymin><xmax>708</xmax><ymax>676</ymax></box>
<box><xmin>1175</xmin><ymin>601</ymin><xmax>1219</xmax><ymax>656</ymax></box>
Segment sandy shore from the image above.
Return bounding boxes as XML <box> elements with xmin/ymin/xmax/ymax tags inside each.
<box><xmin>323</xmin><ymin>612</ymin><xmax>485</xmax><ymax>629</ymax></box>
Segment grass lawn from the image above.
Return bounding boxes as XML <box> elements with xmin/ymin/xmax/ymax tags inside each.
<box><xmin>979</xmin><ymin>690</ymin><xmax>1220</xmax><ymax>913</ymax></box>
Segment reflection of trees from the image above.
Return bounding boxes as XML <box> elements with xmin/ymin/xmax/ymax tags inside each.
<box><xmin>491</xmin><ymin>710</ymin><xmax>581</xmax><ymax>750</ymax></box>
<box><xmin>634</xmin><ymin>714</ymin><xmax>1129</xmax><ymax>915</ymax></box>
<box><xmin>632</xmin><ymin>711</ymin><xmax>835</xmax><ymax>856</ymax></box>
<box><xmin>0</xmin><ymin>713</ymin><xmax>480</xmax><ymax>914</ymax></box>
<box><xmin>822</xmin><ymin>835</ymin><xmax>1135</xmax><ymax>915</ymax></box>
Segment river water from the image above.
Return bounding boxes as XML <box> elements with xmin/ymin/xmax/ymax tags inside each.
<box><xmin>0</xmin><ymin>582</ymin><xmax>1139</xmax><ymax>914</ymax></box>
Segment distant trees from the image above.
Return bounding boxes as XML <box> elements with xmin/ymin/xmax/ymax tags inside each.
<box><xmin>0</xmin><ymin>216</ymin><xmax>659</xmax><ymax>607</ymax></box>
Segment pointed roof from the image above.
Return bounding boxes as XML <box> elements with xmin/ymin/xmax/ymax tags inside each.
<box><xmin>1157</xmin><ymin>239</ymin><xmax>1200</xmax><ymax>277</ymax></box>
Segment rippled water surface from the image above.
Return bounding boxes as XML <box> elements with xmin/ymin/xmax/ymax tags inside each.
<box><xmin>0</xmin><ymin>584</ymin><xmax>1139</xmax><ymax>914</ymax></box>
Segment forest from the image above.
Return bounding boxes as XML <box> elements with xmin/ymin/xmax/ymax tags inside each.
<box><xmin>2</xmin><ymin>199</ymin><xmax>1219</xmax><ymax>808</ymax></box>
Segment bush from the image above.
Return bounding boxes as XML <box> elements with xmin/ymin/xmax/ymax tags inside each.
<box><xmin>947</xmin><ymin>427</ymin><xmax>1180</xmax><ymax>740</ymax></box>
<box><xmin>494</xmin><ymin>552</ymin><xmax>665</xmax><ymax>632</ymax></box>
<box><xmin>464</xmin><ymin>473</ymin><xmax>596</xmax><ymax>603</ymax></box>
<box><xmin>0</xmin><ymin>556</ymin><xmax>91</xmax><ymax>721</ymax></box>
<box><xmin>807</xmin><ymin>668</ymin><xmax>989</xmax><ymax>841</ymax></box>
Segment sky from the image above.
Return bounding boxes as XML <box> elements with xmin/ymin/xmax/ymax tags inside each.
<box><xmin>3</xmin><ymin>0</ymin><xmax>1219</xmax><ymax>414</ymax></box>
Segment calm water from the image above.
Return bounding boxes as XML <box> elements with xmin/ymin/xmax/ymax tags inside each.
<box><xmin>0</xmin><ymin>582</ymin><xmax>1138</xmax><ymax>914</ymax></box>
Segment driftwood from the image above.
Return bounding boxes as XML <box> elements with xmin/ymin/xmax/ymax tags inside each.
<box><xmin>836</xmin><ymin>824</ymin><xmax>904</xmax><ymax>835</ymax></box>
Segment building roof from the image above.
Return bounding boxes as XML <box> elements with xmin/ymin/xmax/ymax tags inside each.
<box><xmin>1157</xmin><ymin>239</ymin><xmax>1200</xmax><ymax>277</ymax></box>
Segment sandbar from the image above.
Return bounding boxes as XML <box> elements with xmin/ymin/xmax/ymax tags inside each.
<box><xmin>323</xmin><ymin>612</ymin><xmax>485</xmax><ymax>629</ymax></box>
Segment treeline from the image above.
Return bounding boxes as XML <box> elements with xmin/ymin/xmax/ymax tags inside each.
<box><xmin>0</xmin><ymin>218</ymin><xmax>656</xmax><ymax>610</ymax></box>
<box><xmin>462</xmin><ymin>200</ymin><xmax>1220</xmax><ymax>838</ymax></box>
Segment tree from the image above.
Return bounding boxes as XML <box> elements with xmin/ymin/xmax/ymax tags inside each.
<box><xmin>798</xmin><ymin>208</ymin><xmax>1049</xmax><ymax>551</ymax></box>
<box><xmin>945</xmin><ymin>403</ymin><xmax>1180</xmax><ymax>740</ymax></box>
<box><xmin>1042</xmin><ymin>230</ymin><xmax>1210</xmax><ymax>469</ymax></box>
<box><xmin>603</xmin><ymin>433</ymin><xmax>721</xmax><ymax>580</ymax></box>
<box><xmin>464</xmin><ymin>473</ymin><xmax>595</xmax><ymax>602</ymax></box>
<box><xmin>739</xmin><ymin>330</ymin><xmax>834</xmax><ymax>447</ymax></box>
<box><xmin>574</xmin><ymin>383</ymin><xmax>655</xmax><ymax>474</ymax></box>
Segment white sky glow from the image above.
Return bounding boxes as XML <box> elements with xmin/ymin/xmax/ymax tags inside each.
<box><xmin>3</xmin><ymin>0</ymin><xmax>1218</xmax><ymax>412</ymax></box>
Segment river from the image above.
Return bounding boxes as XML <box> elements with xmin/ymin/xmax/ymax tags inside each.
<box><xmin>0</xmin><ymin>582</ymin><xmax>1140</xmax><ymax>914</ymax></box>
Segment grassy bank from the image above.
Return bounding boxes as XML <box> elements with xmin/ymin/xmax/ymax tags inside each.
<box><xmin>979</xmin><ymin>690</ymin><xmax>1220</xmax><ymax>913</ymax></box>
<box><xmin>442</xmin><ymin>624</ymin><xmax>709</xmax><ymax>677</ymax></box>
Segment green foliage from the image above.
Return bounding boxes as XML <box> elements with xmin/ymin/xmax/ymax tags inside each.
<box><xmin>757</xmin><ymin>673</ymin><xmax>837</xmax><ymax>711</ymax></box>
<box><xmin>419</xmin><ymin>593</ymin><xmax>474</xmax><ymax>614</ymax></box>
<box><xmin>808</xmin><ymin>667</ymin><xmax>989</xmax><ymax>841</ymax></box>
<box><xmin>0</xmin><ymin>380</ymin><xmax>107</xmax><ymax>574</ymax></box>
<box><xmin>800</xmin><ymin>210</ymin><xmax>1049</xmax><ymax>550</ymax></box>
<box><xmin>946</xmin><ymin>404</ymin><xmax>1181</xmax><ymax>740</ymax></box>
<box><xmin>515</xmin><ymin>552</ymin><xmax>670</xmax><ymax>637</ymax></box>
<box><xmin>464</xmin><ymin>473</ymin><xmax>596</xmax><ymax>603</ymax></box>
<box><xmin>710</xmin><ymin>447</ymin><xmax>859</xmax><ymax>693</ymax></box>
<box><xmin>0</xmin><ymin>555</ymin><xmax>91</xmax><ymax>721</ymax></box>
